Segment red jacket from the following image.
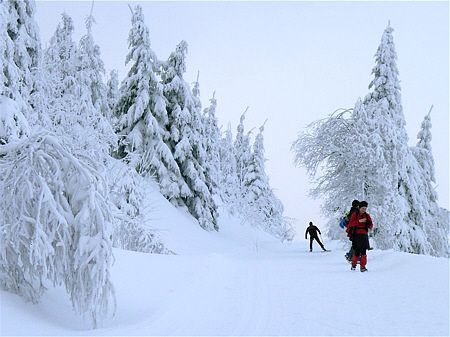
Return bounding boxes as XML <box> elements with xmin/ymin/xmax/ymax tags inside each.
<box><xmin>347</xmin><ymin>211</ymin><xmax>374</xmax><ymax>237</ymax></box>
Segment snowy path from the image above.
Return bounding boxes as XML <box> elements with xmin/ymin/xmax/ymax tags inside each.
<box><xmin>141</xmin><ymin>241</ymin><xmax>448</xmax><ymax>336</ymax></box>
<box><xmin>2</xmin><ymin>236</ymin><xmax>448</xmax><ymax>336</ymax></box>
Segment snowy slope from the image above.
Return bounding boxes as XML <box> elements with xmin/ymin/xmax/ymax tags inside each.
<box><xmin>1</xmin><ymin>189</ymin><xmax>449</xmax><ymax>336</ymax></box>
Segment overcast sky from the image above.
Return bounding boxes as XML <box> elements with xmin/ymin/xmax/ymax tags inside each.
<box><xmin>35</xmin><ymin>1</ymin><xmax>449</xmax><ymax>236</ymax></box>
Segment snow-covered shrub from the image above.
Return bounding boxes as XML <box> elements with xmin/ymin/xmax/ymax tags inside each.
<box><xmin>108</xmin><ymin>159</ymin><xmax>173</xmax><ymax>254</ymax></box>
<box><xmin>112</xmin><ymin>217</ymin><xmax>174</xmax><ymax>255</ymax></box>
<box><xmin>0</xmin><ymin>131</ymin><xmax>115</xmax><ymax>327</ymax></box>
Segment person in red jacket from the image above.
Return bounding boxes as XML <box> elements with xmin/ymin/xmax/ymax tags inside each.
<box><xmin>347</xmin><ymin>200</ymin><xmax>374</xmax><ymax>272</ymax></box>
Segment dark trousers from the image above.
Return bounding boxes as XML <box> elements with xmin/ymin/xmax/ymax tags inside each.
<box><xmin>353</xmin><ymin>247</ymin><xmax>367</xmax><ymax>256</ymax></box>
<box><xmin>310</xmin><ymin>236</ymin><xmax>325</xmax><ymax>250</ymax></box>
<box><xmin>352</xmin><ymin>234</ymin><xmax>369</xmax><ymax>257</ymax></box>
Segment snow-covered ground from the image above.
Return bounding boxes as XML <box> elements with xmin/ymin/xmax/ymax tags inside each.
<box><xmin>1</xmin><ymin>190</ymin><xmax>449</xmax><ymax>336</ymax></box>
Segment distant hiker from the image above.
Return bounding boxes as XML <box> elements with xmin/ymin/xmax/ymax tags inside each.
<box><xmin>342</xmin><ymin>199</ymin><xmax>360</xmax><ymax>262</ymax></box>
<box><xmin>347</xmin><ymin>200</ymin><xmax>374</xmax><ymax>272</ymax></box>
<box><xmin>305</xmin><ymin>222</ymin><xmax>327</xmax><ymax>252</ymax></box>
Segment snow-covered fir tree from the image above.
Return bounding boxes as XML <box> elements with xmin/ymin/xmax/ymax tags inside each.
<box><xmin>192</xmin><ymin>74</ymin><xmax>220</xmax><ymax>204</ymax></box>
<box><xmin>244</xmin><ymin>121</ymin><xmax>270</xmax><ymax>206</ymax></box>
<box><xmin>43</xmin><ymin>14</ymin><xmax>79</xmax><ymax>137</ymax></box>
<box><xmin>43</xmin><ymin>13</ymin><xmax>110</xmax><ymax>160</ymax></box>
<box><xmin>115</xmin><ymin>5</ymin><xmax>184</xmax><ymax>201</ymax></box>
<box><xmin>413</xmin><ymin>107</ymin><xmax>435</xmax><ymax>183</ymax></box>
<box><xmin>162</xmin><ymin>40</ymin><xmax>218</xmax><ymax>230</ymax></box>
<box><xmin>76</xmin><ymin>14</ymin><xmax>117</xmax><ymax>158</ymax></box>
<box><xmin>106</xmin><ymin>69</ymin><xmax>120</xmax><ymax>125</ymax></box>
<box><xmin>411</xmin><ymin>109</ymin><xmax>449</xmax><ymax>256</ymax></box>
<box><xmin>219</xmin><ymin>124</ymin><xmax>239</xmax><ymax>205</ymax></box>
<box><xmin>245</xmin><ymin>122</ymin><xmax>294</xmax><ymax>241</ymax></box>
<box><xmin>202</xmin><ymin>92</ymin><xmax>222</xmax><ymax>199</ymax></box>
<box><xmin>233</xmin><ymin>109</ymin><xmax>253</xmax><ymax>201</ymax></box>
<box><xmin>0</xmin><ymin>0</ymin><xmax>46</xmax><ymax>131</ymax></box>
<box><xmin>362</xmin><ymin>23</ymin><xmax>432</xmax><ymax>253</ymax></box>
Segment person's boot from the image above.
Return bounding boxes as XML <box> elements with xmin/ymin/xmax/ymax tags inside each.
<box><xmin>351</xmin><ymin>255</ymin><xmax>358</xmax><ymax>270</ymax></box>
<box><xmin>360</xmin><ymin>255</ymin><xmax>368</xmax><ymax>272</ymax></box>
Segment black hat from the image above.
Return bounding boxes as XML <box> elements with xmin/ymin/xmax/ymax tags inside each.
<box><xmin>352</xmin><ymin>199</ymin><xmax>360</xmax><ymax>207</ymax></box>
<box><xmin>359</xmin><ymin>201</ymin><xmax>368</xmax><ymax>207</ymax></box>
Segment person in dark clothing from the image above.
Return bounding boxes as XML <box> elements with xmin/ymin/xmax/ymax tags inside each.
<box><xmin>347</xmin><ymin>200</ymin><xmax>374</xmax><ymax>272</ymax></box>
<box><xmin>305</xmin><ymin>222</ymin><xmax>327</xmax><ymax>252</ymax></box>
<box><xmin>344</xmin><ymin>200</ymin><xmax>360</xmax><ymax>262</ymax></box>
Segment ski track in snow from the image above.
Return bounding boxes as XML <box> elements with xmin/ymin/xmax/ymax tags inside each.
<box><xmin>2</xmin><ymin>239</ymin><xmax>449</xmax><ymax>336</ymax></box>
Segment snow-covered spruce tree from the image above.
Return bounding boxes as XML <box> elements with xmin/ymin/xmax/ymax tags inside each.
<box><xmin>219</xmin><ymin>124</ymin><xmax>239</xmax><ymax>206</ymax></box>
<box><xmin>0</xmin><ymin>1</ymin><xmax>8</xmax><ymax>98</ymax></box>
<box><xmin>413</xmin><ymin>107</ymin><xmax>435</xmax><ymax>185</ymax></box>
<box><xmin>162</xmin><ymin>41</ymin><xmax>218</xmax><ymax>230</ymax></box>
<box><xmin>0</xmin><ymin>0</ymin><xmax>49</xmax><ymax>129</ymax></box>
<box><xmin>76</xmin><ymin>14</ymin><xmax>117</xmax><ymax>158</ymax></box>
<box><xmin>265</xmin><ymin>189</ymin><xmax>296</xmax><ymax>242</ymax></box>
<box><xmin>106</xmin><ymin>69</ymin><xmax>120</xmax><ymax>125</ymax></box>
<box><xmin>245</xmin><ymin>122</ymin><xmax>294</xmax><ymax>241</ymax></box>
<box><xmin>234</xmin><ymin>109</ymin><xmax>253</xmax><ymax>202</ymax></box>
<box><xmin>0</xmin><ymin>132</ymin><xmax>115</xmax><ymax>327</ymax></box>
<box><xmin>43</xmin><ymin>14</ymin><xmax>80</xmax><ymax>144</ymax></box>
<box><xmin>79</xmin><ymin>15</ymin><xmax>108</xmax><ymax>117</ymax></box>
<box><xmin>202</xmin><ymin>92</ymin><xmax>223</xmax><ymax>199</ymax></box>
<box><xmin>244</xmin><ymin>122</ymin><xmax>270</xmax><ymax>207</ymax></box>
<box><xmin>362</xmin><ymin>23</ymin><xmax>434</xmax><ymax>253</ymax></box>
<box><xmin>192</xmin><ymin>75</ymin><xmax>220</xmax><ymax>205</ymax></box>
<box><xmin>115</xmin><ymin>5</ymin><xmax>184</xmax><ymax>201</ymax></box>
<box><xmin>411</xmin><ymin>109</ymin><xmax>449</xmax><ymax>256</ymax></box>
<box><xmin>43</xmin><ymin>12</ymin><xmax>113</xmax><ymax>161</ymax></box>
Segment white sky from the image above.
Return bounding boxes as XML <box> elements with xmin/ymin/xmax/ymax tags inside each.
<box><xmin>35</xmin><ymin>0</ymin><xmax>449</xmax><ymax>236</ymax></box>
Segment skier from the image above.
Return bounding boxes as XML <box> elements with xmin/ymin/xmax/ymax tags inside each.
<box><xmin>347</xmin><ymin>200</ymin><xmax>374</xmax><ymax>272</ymax></box>
<box><xmin>342</xmin><ymin>199</ymin><xmax>360</xmax><ymax>262</ymax></box>
<box><xmin>305</xmin><ymin>222</ymin><xmax>327</xmax><ymax>252</ymax></box>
